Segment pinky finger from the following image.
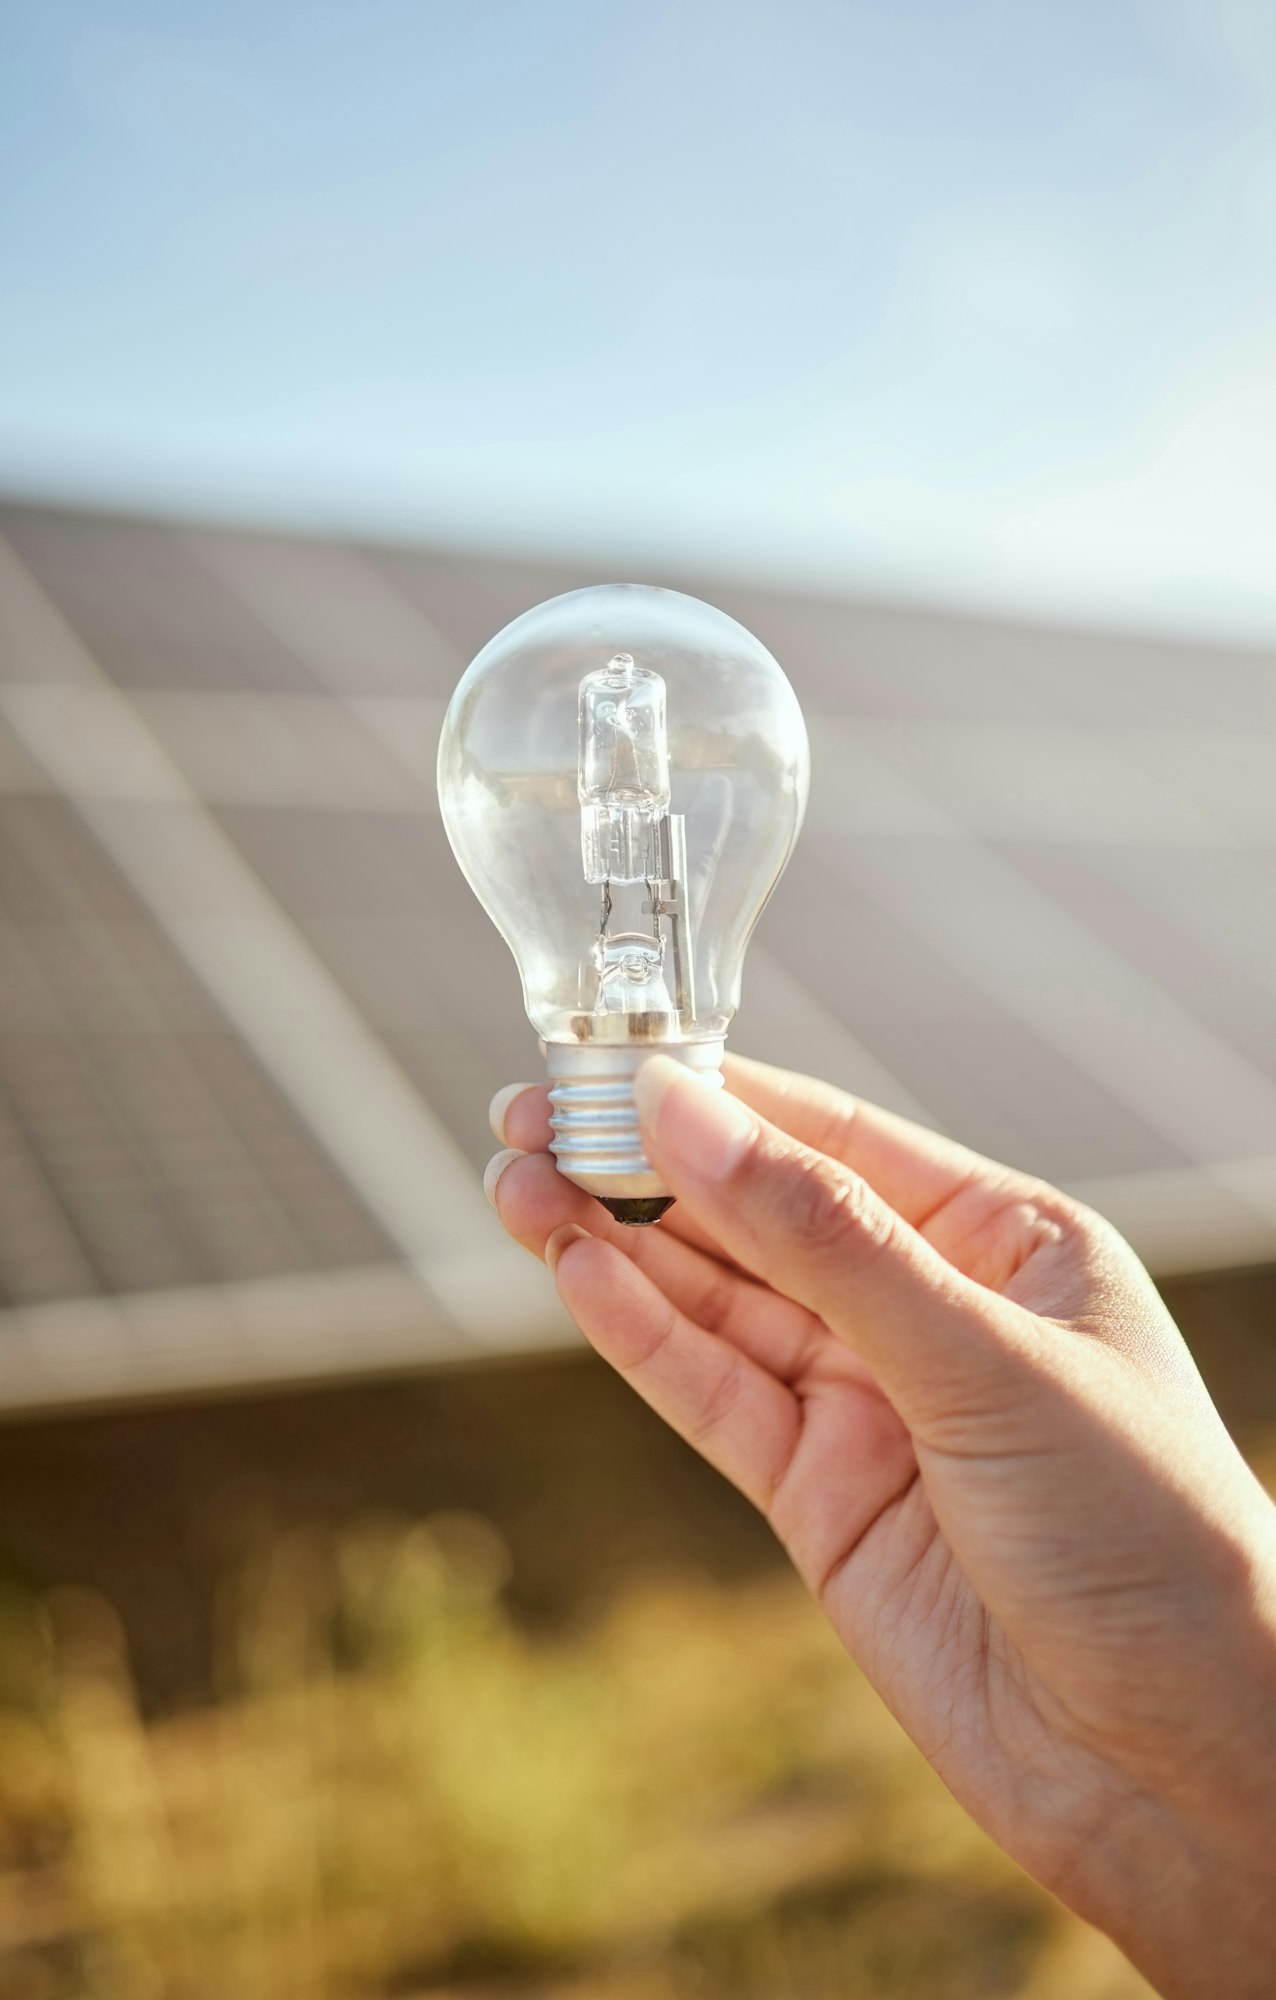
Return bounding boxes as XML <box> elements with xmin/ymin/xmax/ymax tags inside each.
<box><xmin>548</xmin><ymin>1227</ymin><xmax>801</xmax><ymax>1516</ymax></box>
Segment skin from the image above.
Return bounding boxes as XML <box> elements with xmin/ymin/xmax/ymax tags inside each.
<box><xmin>486</xmin><ymin>1053</ymin><xmax>1276</xmax><ymax>1999</ymax></box>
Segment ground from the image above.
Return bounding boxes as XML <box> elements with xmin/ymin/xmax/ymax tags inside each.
<box><xmin>0</xmin><ymin>1262</ymin><xmax>1269</xmax><ymax>1999</ymax></box>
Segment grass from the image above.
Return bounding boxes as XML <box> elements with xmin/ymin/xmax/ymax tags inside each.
<box><xmin>3</xmin><ymin>1318</ymin><xmax>1269</xmax><ymax>2000</ymax></box>
<box><xmin>0</xmin><ymin>1504</ymin><xmax>1168</xmax><ymax>2000</ymax></box>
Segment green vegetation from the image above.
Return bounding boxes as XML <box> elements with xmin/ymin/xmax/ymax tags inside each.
<box><xmin>0</xmin><ymin>1500</ymin><xmax>1169</xmax><ymax>2000</ymax></box>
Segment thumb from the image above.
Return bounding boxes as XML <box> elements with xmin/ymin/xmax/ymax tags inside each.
<box><xmin>634</xmin><ymin>1056</ymin><xmax>1034</xmax><ymax>1438</ymax></box>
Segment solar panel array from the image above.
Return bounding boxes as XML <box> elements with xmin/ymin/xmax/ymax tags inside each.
<box><xmin>1</xmin><ymin>497</ymin><xmax>1274</xmax><ymax>1411</ymax></box>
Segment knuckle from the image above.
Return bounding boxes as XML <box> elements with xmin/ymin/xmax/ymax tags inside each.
<box><xmin>1000</xmin><ymin>1175</ymin><xmax>1091</xmax><ymax>1255</ymax></box>
<box><xmin>686</xmin><ymin>1355</ymin><xmax>743</xmax><ymax>1448</ymax></box>
<box><xmin>762</xmin><ymin>1142</ymin><xmax>893</xmax><ymax>1267</ymax></box>
<box><xmin>1021</xmin><ymin>1176</ymin><xmax>1081</xmax><ymax>1225</ymax></box>
<box><xmin>626</xmin><ymin>1300</ymin><xmax>679</xmax><ymax>1376</ymax></box>
<box><xmin>690</xmin><ymin>1273</ymin><xmax>736</xmax><ymax>1335</ymax></box>
<box><xmin>1062</xmin><ymin>1194</ymin><xmax>1118</xmax><ymax>1246</ymax></box>
<box><xmin>1064</xmin><ymin>1198</ymin><xmax>1150</xmax><ymax>1285</ymax></box>
<box><xmin>1011</xmin><ymin>1169</ymin><xmax>1096</xmax><ymax>1240</ymax></box>
<box><xmin>1032</xmin><ymin>1186</ymin><xmax>1112</xmax><ymax>1257</ymax></box>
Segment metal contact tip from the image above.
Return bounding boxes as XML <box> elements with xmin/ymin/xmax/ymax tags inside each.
<box><xmin>595</xmin><ymin>1195</ymin><xmax>678</xmax><ymax>1227</ymax></box>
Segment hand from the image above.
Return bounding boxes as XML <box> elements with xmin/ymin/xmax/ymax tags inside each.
<box><xmin>487</xmin><ymin>1054</ymin><xmax>1276</xmax><ymax>1999</ymax></box>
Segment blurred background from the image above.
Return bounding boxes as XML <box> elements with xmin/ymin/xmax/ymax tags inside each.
<box><xmin>2</xmin><ymin>3</ymin><xmax>1276</xmax><ymax>1995</ymax></box>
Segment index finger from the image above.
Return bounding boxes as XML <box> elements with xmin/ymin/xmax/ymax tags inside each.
<box><xmin>721</xmin><ymin>1054</ymin><xmax>1016</xmax><ymax>1227</ymax></box>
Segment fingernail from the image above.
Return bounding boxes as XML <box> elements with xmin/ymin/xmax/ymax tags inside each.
<box><xmin>545</xmin><ymin>1223</ymin><xmax>588</xmax><ymax>1275</ymax></box>
<box><xmin>489</xmin><ymin>1083</ymin><xmax>537</xmax><ymax>1146</ymax></box>
<box><xmin>483</xmin><ymin>1149</ymin><xmax>524</xmax><ymax>1208</ymax></box>
<box><xmin>633</xmin><ymin>1055</ymin><xmax>756</xmax><ymax>1182</ymax></box>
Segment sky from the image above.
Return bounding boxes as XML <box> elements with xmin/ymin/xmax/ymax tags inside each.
<box><xmin>3</xmin><ymin>0</ymin><xmax>1276</xmax><ymax>640</ymax></box>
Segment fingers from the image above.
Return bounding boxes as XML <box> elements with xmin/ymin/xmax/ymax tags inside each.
<box><xmin>488</xmin><ymin>1148</ymin><xmax>837</xmax><ymax>1385</ymax></box>
<box><xmin>491</xmin><ymin>1082</ymin><xmax>553</xmax><ymax>1154</ymax></box>
<box><xmin>489</xmin><ymin>1061</ymin><xmax>1031</xmax><ymax>1236</ymax></box>
<box><xmin>721</xmin><ymin>1055</ymin><xmax>1021</xmax><ymax>1229</ymax></box>
<box><xmin>545</xmin><ymin>1228</ymin><xmax>802</xmax><ymax>1514</ymax></box>
<box><xmin>632</xmin><ymin>1056</ymin><xmax>1033</xmax><ymax>1440</ymax></box>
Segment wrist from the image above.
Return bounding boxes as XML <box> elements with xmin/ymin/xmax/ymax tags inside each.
<box><xmin>1074</xmin><ymin>1796</ymin><xmax>1276</xmax><ymax>2000</ymax></box>
<box><xmin>1068</xmin><ymin>1531</ymin><xmax>1276</xmax><ymax>1999</ymax></box>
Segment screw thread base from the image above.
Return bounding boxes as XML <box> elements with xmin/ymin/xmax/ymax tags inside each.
<box><xmin>545</xmin><ymin>1039</ymin><xmax>725</xmax><ymax>1209</ymax></box>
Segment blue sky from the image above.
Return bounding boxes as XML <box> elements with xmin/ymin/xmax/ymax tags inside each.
<box><xmin>3</xmin><ymin>0</ymin><xmax>1276</xmax><ymax>638</ymax></box>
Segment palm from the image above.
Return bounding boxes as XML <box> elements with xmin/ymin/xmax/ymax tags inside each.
<box><xmin>494</xmin><ymin>1057</ymin><xmax>1205</xmax><ymax>1878</ymax></box>
<box><xmin>686</xmin><ymin>1182</ymin><xmax>1130</xmax><ymax>1866</ymax></box>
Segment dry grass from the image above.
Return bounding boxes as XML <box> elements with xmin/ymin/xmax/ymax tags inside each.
<box><xmin>0</xmin><ymin>1505</ymin><xmax>1165</xmax><ymax>2000</ymax></box>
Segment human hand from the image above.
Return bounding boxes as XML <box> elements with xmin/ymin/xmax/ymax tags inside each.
<box><xmin>487</xmin><ymin>1054</ymin><xmax>1276</xmax><ymax>1999</ymax></box>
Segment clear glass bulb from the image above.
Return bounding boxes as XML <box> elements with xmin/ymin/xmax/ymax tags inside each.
<box><xmin>437</xmin><ymin>584</ymin><xmax>809</xmax><ymax>1222</ymax></box>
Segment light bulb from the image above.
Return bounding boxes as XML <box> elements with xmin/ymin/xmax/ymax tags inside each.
<box><xmin>437</xmin><ymin>585</ymin><xmax>809</xmax><ymax>1224</ymax></box>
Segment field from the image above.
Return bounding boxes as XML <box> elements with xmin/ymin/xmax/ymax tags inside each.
<box><xmin>0</xmin><ymin>1261</ymin><xmax>1270</xmax><ymax>2000</ymax></box>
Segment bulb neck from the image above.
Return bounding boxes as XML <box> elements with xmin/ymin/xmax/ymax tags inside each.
<box><xmin>545</xmin><ymin>1038</ymin><xmax>725</xmax><ymax>1219</ymax></box>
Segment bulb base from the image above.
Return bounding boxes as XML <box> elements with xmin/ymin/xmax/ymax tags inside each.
<box><xmin>545</xmin><ymin>1039</ymin><xmax>725</xmax><ymax>1216</ymax></box>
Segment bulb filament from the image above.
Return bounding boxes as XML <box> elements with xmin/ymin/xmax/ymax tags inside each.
<box><xmin>578</xmin><ymin>653</ymin><xmax>694</xmax><ymax>1031</ymax></box>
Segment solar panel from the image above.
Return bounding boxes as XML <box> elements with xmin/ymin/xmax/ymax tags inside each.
<box><xmin>1</xmin><ymin>495</ymin><xmax>1273</xmax><ymax>1410</ymax></box>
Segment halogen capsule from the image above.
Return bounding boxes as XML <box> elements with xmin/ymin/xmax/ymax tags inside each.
<box><xmin>578</xmin><ymin>652</ymin><xmax>671</xmax><ymax>884</ymax></box>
